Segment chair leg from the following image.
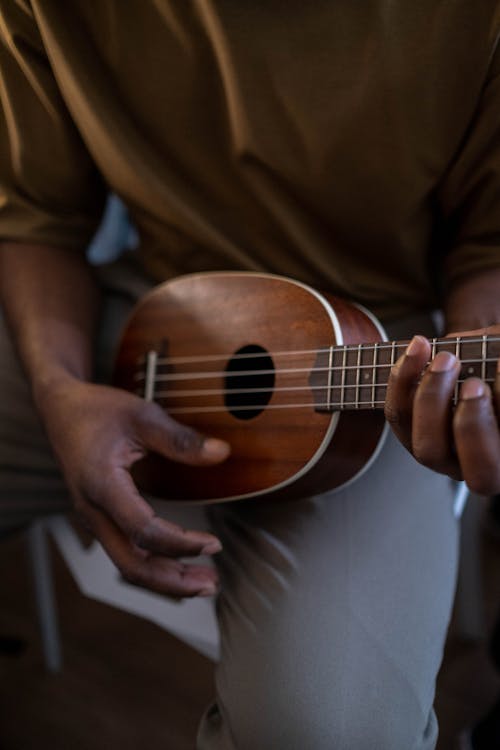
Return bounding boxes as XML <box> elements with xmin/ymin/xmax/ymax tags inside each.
<box><xmin>27</xmin><ymin>519</ymin><xmax>63</xmax><ymax>672</ymax></box>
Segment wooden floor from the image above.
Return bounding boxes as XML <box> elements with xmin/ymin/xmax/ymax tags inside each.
<box><xmin>1</xmin><ymin>511</ymin><xmax>500</xmax><ymax>750</ymax></box>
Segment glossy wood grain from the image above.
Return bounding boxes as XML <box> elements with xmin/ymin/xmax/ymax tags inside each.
<box><xmin>113</xmin><ymin>273</ymin><xmax>386</xmax><ymax>502</ymax></box>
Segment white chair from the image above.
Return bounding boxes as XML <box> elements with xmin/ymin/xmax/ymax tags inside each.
<box><xmin>28</xmin><ymin>482</ymin><xmax>484</xmax><ymax>673</ymax></box>
<box><xmin>28</xmin><ymin>503</ymin><xmax>220</xmax><ymax>673</ymax></box>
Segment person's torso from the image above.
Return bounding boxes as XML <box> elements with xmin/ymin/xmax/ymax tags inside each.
<box><xmin>32</xmin><ymin>0</ymin><xmax>500</xmax><ymax>319</ymax></box>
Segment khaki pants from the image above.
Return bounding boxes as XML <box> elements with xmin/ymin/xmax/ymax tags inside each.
<box><xmin>0</xmin><ymin>258</ymin><xmax>460</xmax><ymax>750</ymax></box>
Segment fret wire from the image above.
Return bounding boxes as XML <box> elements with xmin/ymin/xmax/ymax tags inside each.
<box><xmin>327</xmin><ymin>346</ymin><xmax>334</xmax><ymax>411</ymax></box>
<box><xmin>454</xmin><ymin>337</ymin><xmax>461</xmax><ymax>404</ymax></box>
<box><xmin>355</xmin><ymin>344</ymin><xmax>362</xmax><ymax>409</ymax></box>
<box><xmin>340</xmin><ymin>346</ymin><xmax>347</xmax><ymax>409</ymax></box>
<box><xmin>482</xmin><ymin>335</ymin><xmax>487</xmax><ymax>381</ymax></box>
<box><xmin>431</xmin><ymin>357</ymin><xmax>497</xmax><ymax>364</ymax></box>
<box><xmin>431</xmin><ymin>338</ymin><xmax>437</xmax><ymax>360</ymax></box>
<box><xmin>371</xmin><ymin>342</ymin><xmax>378</xmax><ymax>408</ymax></box>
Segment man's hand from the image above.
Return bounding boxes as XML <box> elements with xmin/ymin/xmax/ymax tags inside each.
<box><xmin>385</xmin><ymin>269</ymin><xmax>500</xmax><ymax>494</ymax></box>
<box><xmin>0</xmin><ymin>243</ymin><xmax>231</xmax><ymax>599</ymax></box>
<box><xmin>385</xmin><ymin>328</ymin><xmax>500</xmax><ymax>495</ymax></box>
<box><xmin>36</xmin><ymin>375</ymin><xmax>230</xmax><ymax>598</ymax></box>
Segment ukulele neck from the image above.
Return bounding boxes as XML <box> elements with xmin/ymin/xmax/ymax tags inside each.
<box><xmin>309</xmin><ymin>334</ymin><xmax>500</xmax><ymax>412</ymax></box>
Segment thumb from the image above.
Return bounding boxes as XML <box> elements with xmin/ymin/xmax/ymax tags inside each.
<box><xmin>135</xmin><ymin>401</ymin><xmax>230</xmax><ymax>466</ymax></box>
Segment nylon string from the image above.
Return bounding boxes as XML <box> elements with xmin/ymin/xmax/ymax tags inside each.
<box><xmin>132</xmin><ymin>335</ymin><xmax>499</xmax><ymax>413</ymax></box>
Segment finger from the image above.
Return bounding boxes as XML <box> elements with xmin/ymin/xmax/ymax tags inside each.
<box><xmin>136</xmin><ymin>402</ymin><xmax>230</xmax><ymax>466</ymax></box>
<box><xmin>495</xmin><ymin>361</ymin><xmax>500</xmax><ymax>418</ymax></box>
<box><xmin>84</xmin><ymin>466</ymin><xmax>223</xmax><ymax>557</ymax></box>
<box><xmin>385</xmin><ymin>335</ymin><xmax>430</xmax><ymax>451</ymax></box>
<box><xmin>454</xmin><ymin>378</ymin><xmax>500</xmax><ymax>495</ymax></box>
<box><xmin>411</xmin><ymin>350</ymin><xmax>462</xmax><ymax>477</ymax></box>
<box><xmin>80</xmin><ymin>501</ymin><xmax>220</xmax><ymax>597</ymax></box>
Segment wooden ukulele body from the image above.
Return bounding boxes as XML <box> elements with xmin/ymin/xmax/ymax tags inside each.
<box><xmin>113</xmin><ymin>272</ymin><xmax>388</xmax><ymax>503</ymax></box>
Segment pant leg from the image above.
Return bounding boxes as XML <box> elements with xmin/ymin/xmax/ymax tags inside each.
<box><xmin>197</xmin><ymin>431</ymin><xmax>459</xmax><ymax>750</ymax></box>
<box><xmin>198</xmin><ymin>314</ymin><xmax>460</xmax><ymax>750</ymax></box>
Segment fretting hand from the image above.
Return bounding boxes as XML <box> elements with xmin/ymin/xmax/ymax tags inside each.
<box><xmin>385</xmin><ymin>326</ymin><xmax>500</xmax><ymax>494</ymax></box>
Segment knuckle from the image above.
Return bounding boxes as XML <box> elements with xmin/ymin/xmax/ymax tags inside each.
<box><xmin>73</xmin><ymin>495</ymin><xmax>87</xmax><ymax>515</ymax></box>
<box><xmin>466</xmin><ymin>474</ymin><xmax>497</xmax><ymax>496</ymax></box>
<box><xmin>383</xmin><ymin>403</ymin><xmax>400</xmax><ymax>426</ymax></box>
<box><xmin>143</xmin><ymin>400</ymin><xmax>164</xmax><ymax>421</ymax></box>
<box><xmin>412</xmin><ymin>442</ymin><xmax>436</xmax><ymax>469</ymax></box>
<box><xmin>171</xmin><ymin>427</ymin><xmax>203</xmax><ymax>456</ymax></box>
<box><xmin>414</xmin><ymin>385</ymin><xmax>444</xmax><ymax>410</ymax></box>
<box><xmin>74</xmin><ymin>509</ymin><xmax>93</xmax><ymax>534</ymax></box>
<box><xmin>131</xmin><ymin>518</ymin><xmax>155</xmax><ymax>550</ymax></box>
<box><xmin>72</xmin><ymin>498</ymin><xmax>94</xmax><ymax>529</ymax></box>
<box><xmin>134</xmin><ymin>400</ymin><xmax>166</xmax><ymax>433</ymax></box>
<box><xmin>411</xmin><ymin>428</ymin><xmax>450</xmax><ymax>471</ymax></box>
<box><xmin>120</xmin><ymin>562</ymin><xmax>144</xmax><ymax>587</ymax></box>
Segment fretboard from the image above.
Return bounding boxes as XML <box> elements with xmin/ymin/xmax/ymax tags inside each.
<box><xmin>309</xmin><ymin>334</ymin><xmax>500</xmax><ymax>412</ymax></box>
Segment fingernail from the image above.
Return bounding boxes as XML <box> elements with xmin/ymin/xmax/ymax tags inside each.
<box><xmin>461</xmin><ymin>378</ymin><xmax>485</xmax><ymax>400</ymax></box>
<box><xmin>201</xmin><ymin>540</ymin><xmax>223</xmax><ymax>555</ymax></box>
<box><xmin>202</xmin><ymin>437</ymin><xmax>230</xmax><ymax>460</ymax></box>
<box><xmin>406</xmin><ymin>335</ymin><xmax>425</xmax><ymax>357</ymax></box>
<box><xmin>430</xmin><ymin>351</ymin><xmax>457</xmax><ymax>373</ymax></box>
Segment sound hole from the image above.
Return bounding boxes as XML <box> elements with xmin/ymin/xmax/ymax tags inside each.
<box><xmin>224</xmin><ymin>344</ymin><xmax>275</xmax><ymax>420</ymax></box>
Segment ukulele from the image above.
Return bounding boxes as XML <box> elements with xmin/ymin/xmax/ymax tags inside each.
<box><xmin>113</xmin><ymin>272</ymin><xmax>500</xmax><ymax>503</ymax></box>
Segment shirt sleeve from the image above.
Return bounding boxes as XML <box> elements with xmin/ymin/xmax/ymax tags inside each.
<box><xmin>438</xmin><ymin>36</ymin><xmax>500</xmax><ymax>290</ymax></box>
<box><xmin>0</xmin><ymin>0</ymin><xmax>105</xmax><ymax>251</ymax></box>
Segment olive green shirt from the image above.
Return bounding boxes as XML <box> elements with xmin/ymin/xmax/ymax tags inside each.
<box><xmin>1</xmin><ymin>1</ymin><xmax>500</xmax><ymax>320</ymax></box>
